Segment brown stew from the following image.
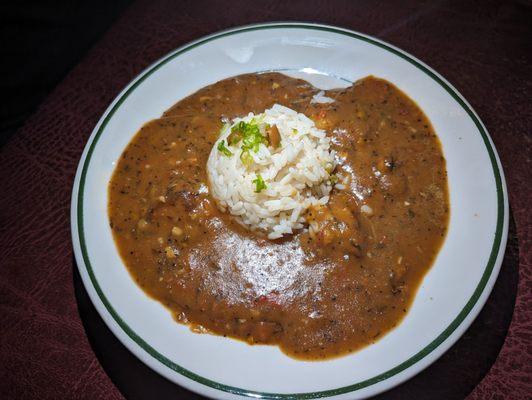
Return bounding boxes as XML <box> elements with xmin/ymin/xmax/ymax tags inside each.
<box><xmin>108</xmin><ymin>73</ymin><xmax>449</xmax><ymax>360</ymax></box>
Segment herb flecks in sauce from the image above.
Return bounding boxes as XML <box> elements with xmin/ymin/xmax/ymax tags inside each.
<box><xmin>108</xmin><ymin>73</ymin><xmax>449</xmax><ymax>360</ymax></box>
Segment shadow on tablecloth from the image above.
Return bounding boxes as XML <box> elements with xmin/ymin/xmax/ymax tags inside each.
<box><xmin>73</xmin><ymin>211</ymin><xmax>519</xmax><ymax>399</ymax></box>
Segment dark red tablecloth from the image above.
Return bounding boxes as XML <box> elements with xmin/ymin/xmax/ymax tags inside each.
<box><xmin>1</xmin><ymin>0</ymin><xmax>530</xmax><ymax>398</ymax></box>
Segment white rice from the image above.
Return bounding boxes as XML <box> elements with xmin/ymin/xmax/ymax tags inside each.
<box><xmin>207</xmin><ymin>104</ymin><xmax>335</xmax><ymax>239</ymax></box>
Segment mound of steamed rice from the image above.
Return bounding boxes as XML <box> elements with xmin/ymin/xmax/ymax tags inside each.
<box><xmin>207</xmin><ymin>104</ymin><xmax>335</xmax><ymax>239</ymax></box>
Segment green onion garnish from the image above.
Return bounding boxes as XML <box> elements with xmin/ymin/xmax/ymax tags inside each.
<box><xmin>217</xmin><ymin>140</ymin><xmax>233</xmax><ymax>157</ymax></box>
<box><xmin>240</xmin><ymin>149</ymin><xmax>253</xmax><ymax>166</ymax></box>
<box><xmin>252</xmin><ymin>173</ymin><xmax>267</xmax><ymax>193</ymax></box>
<box><xmin>228</xmin><ymin>121</ymin><xmax>269</xmax><ymax>165</ymax></box>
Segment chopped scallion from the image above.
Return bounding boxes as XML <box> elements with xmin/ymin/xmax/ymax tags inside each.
<box><xmin>252</xmin><ymin>174</ymin><xmax>267</xmax><ymax>193</ymax></box>
<box><xmin>217</xmin><ymin>140</ymin><xmax>233</xmax><ymax>157</ymax></box>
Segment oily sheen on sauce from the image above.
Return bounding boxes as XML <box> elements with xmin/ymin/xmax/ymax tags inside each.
<box><xmin>108</xmin><ymin>73</ymin><xmax>449</xmax><ymax>360</ymax></box>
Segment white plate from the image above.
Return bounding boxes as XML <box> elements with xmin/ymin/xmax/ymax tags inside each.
<box><xmin>71</xmin><ymin>23</ymin><xmax>508</xmax><ymax>399</ymax></box>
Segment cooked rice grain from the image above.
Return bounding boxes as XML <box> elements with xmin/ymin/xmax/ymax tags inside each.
<box><xmin>207</xmin><ymin>104</ymin><xmax>335</xmax><ymax>239</ymax></box>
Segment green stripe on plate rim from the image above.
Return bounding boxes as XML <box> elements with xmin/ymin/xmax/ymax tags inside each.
<box><xmin>76</xmin><ymin>22</ymin><xmax>505</xmax><ymax>399</ymax></box>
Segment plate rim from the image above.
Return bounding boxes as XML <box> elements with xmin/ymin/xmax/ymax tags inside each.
<box><xmin>70</xmin><ymin>22</ymin><xmax>508</xmax><ymax>399</ymax></box>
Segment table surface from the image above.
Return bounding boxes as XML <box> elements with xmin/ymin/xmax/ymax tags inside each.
<box><xmin>1</xmin><ymin>0</ymin><xmax>530</xmax><ymax>398</ymax></box>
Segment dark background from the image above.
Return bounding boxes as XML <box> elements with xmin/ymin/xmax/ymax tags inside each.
<box><xmin>0</xmin><ymin>1</ymin><xmax>132</xmax><ymax>147</ymax></box>
<box><xmin>0</xmin><ymin>0</ymin><xmax>530</xmax><ymax>399</ymax></box>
